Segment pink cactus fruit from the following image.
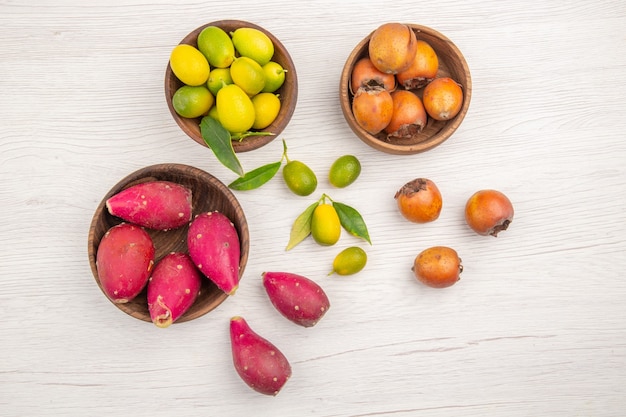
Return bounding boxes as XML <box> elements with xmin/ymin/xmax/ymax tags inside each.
<box><xmin>187</xmin><ymin>211</ymin><xmax>240</xmax><ymax>295</ymax></box>
<box><xmin>262</xmin><ymin>271</ymin><xmax>331</xmax><ymax>327</ymax></box>
<box><xmin>105</xmin><ymin>180</ymin><xmax>192</xmax><ymax>230</ymax></box>
<box><xmin>96</xmin><ymin>223</ymin><xmax>155</xmax><ymax>303</ymax></box>
<box><xmin>147</xmin><ymin>252</ymin><xmax>202</xmax><ymax>328</ymax></box>
<box><xmin>229</xmin><ymin>316</ymin><xmax>292</xmax><ymax>396</ymax></box>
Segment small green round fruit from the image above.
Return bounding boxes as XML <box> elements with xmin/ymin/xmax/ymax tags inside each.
<box><xmin>172</xmin><ymin>85</ymin><xmax>214</xmax><ymax>118</ymax></box>
<box><xmin>331</xmin><ymin>247</ymin><xmax>367</xmax><ymax>275</ymax></box>
<box><xmin>207</xmin><ymin>67</ymin><xmax>233</xmax><ymax>96</ymax></box>
<box><xmin>197</xmin><ymin>26</ymin><xmax>235</xmax><ymax>68</ymax></box>
<box><xmin>261</xmin><ymin>61</ymin><xmax>286</xmax><ymax>93</ymax></box>
<box><xmin>329</xmin><ymin>155</ymin><xmax>361</xmax><ymax>188</ymax></box>
<box><xmin>282</xmin><ymin>160</ymin><xmax>317</xmax><ymax>196</ymax></box>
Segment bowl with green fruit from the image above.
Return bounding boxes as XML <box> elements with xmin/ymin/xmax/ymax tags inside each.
<box><xmin>165</xmin><ymin>20</ymin><xmax>298</xmax><ymax>153</ymax></box>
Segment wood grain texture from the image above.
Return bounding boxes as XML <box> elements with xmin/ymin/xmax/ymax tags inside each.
<box><xmin>1</xmin><ymin>0</ymin><xmax>625</xmax><ymax>416</ymax></box>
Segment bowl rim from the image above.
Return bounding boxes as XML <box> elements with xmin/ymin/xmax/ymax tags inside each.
<box><xmin>165</xmin><ymin>19</ymin><xmax>298</xmax><ymax>153</ymax></box>
<box><xmin>340</xmin><ymin>23</ymin><xmax>472</xmax><ymax>155</ymax></box>
<box><xmin>87</xmin><ymin>163</ymin><xmax>250</xmax><ymax>324</ymax></box>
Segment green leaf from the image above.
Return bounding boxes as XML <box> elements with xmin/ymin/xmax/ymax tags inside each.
<box><xmin>286</xmin><ymin>201</ymin><xmax>318</xmax><ymax>251</ymax></box>
<box><xmin>200</xmin><ymin>116</ymin><xmax>244</xmax><ymax>177</ymax></box>
<box><xmin>228</xmin><ymin>161</ymin><xmax>282</xmax><ymax>190</ymax></box>
<box><xmin>332</xmin><ymin>201</ymin><xmax>372</xmax><ymax>244</ymax></box>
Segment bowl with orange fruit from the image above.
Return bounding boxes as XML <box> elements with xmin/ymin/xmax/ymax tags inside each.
<box><xmin>339</xmin><ymin>23</ymin><xmax>471</xmax><ymax>155</ymax></box>
<box><xmin>165</xmin><ymin>20</ymin><xmax>298</xmax><ymax>153</ymax></box>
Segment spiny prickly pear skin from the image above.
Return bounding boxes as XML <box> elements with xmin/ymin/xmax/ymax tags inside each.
<box><xmin>187</xmin><ymin>211</ymin><xmax>240</xmax><ymax>295</ymax></box>
<box><xmin>229</xmin><ymin>316</ymin><xmax>292</xmax><ymax>396</ymax></box>
<box><xmin>262</xmin><ymin>271</ymin><xmax>330</xmax><ymax>327</ymax></box>
<box><xmin>147</xmin><ymin>252</ymin><xmax>202</xmax><ymax>328</ymax></box>
<box><xmin>96</xmin><ymin>223</ymin><xmax>155</xmax><ymax>303</ymax></box>
<box><xmin>106</xmin><ymin>180</ymin><xmax>192</xmax><ymax>230</ymax></box>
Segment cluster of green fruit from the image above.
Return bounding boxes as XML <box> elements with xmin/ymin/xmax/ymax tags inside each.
<box><xmin>278</xmin><ymin>150</ymin><xmax>370</xmax><ymax>276</ymax></box>
<box><xmin>169</xmin><ymin>25</ymin><xmax>287</xmax><ymax>135</ymax></box>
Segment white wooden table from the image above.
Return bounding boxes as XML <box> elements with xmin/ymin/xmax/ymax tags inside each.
<box><xmin>1</xmin><ymin>1</ymin><xmax>625</xmax><ymax>416</ymax></box>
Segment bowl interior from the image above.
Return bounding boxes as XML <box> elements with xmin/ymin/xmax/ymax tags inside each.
<box><xmin>87</xmin><ymin>163</ymin><xmax>250</xmax><ymax>324</ymax></box>
<box><xmin>340</xmin><ymin>24</ymin><xmax>472</xmax><ymax>154</ymax></box>
<box><xmin>165</xmin><ymin>20</ymin><xmax>298</xmax><ymax>153</ymax></box>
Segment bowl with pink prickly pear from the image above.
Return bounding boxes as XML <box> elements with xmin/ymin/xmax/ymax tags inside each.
<box><xmin>88</xmin><ymin>163</ymin><xmax>249</xmax><ymax>326</ymax></box>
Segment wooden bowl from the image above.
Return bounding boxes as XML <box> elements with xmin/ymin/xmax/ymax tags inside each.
<box><xmin>165</xmin><ymin>20</ymin><xmax>298</xmax><ymax>153</ymax></box>
<box><xmin>87</xmin><ymin>163</ymin><xmax>250</xmax><ymax>324</ymax></box>
<box><xmin>339</xmin><ymin>24</ymin><xmax>472</xmax><ymax>155</ymax></box>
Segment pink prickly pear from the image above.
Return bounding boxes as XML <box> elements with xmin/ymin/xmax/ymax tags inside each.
<box><xmin>187</xmin><ymin>211</ymin><xmax>240</xmax><ymax>295</ymax></box>
<box><xmin>262</xmin><ymin>271</ymin><xmax>330</xmax><ymax>327</ymax></box>
<box><xmin>147</xmin><ymin>252</ymin><xmax>202</xmax><ymax>328</ymax></box>
<box><xmin>96</xmin><ymin>223</ymin><xmax>155</xmax><ymax>303</ymax></box>
<box><xmin>106</xmin><ymin>180</ymin><xmax>192</xmax><ymax>230</ymax></box>
<box><xmin>230</xmin><ymin>316</ymin><xmax>292</xmax><ymax>396</ymax></box>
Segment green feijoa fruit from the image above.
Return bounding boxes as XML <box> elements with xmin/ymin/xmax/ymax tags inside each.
<box><xmin>331</xmin><ymin>246</ymin><xmax>367</xmax><ymax>276</ymax></box>
<box><xmin>197</xmin><ymin>26</ymin><xmax>235</xmax><ymax>68</ymax></box>
<box><xmin>282</xmin><ymin>160</ymin><xmax>317</xmax><ymax>196</ymax></box>
<box><xmin>329</xmin><ymin>155</ymin><xmax>361</xmax><ymax>188</ymax></box>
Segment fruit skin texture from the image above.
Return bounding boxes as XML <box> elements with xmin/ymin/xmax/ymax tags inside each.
<box><xmin>96</xmin><ymin>223</ymin><xmax>155</xmax><ymax>303</ymax></box>
<box><xmin>331</xmin><ymin>246</ymin><xmax>367</xmax><ymax>276</ymax></box>
<box><xmin>350</xmin><ymin>57</ymin><xmax>396</xmax><ymax>93</ymax></box>
<box><xmin>187</xmin><ymin>211</ymin><xmax>241</xmax><ymax>295</ymax></box>
<box><xmin>311</xmin><ymin>203</ymin><xmax>341</xmax><ymax>246</ymax></box>
<box><xmin>147</xmin><ymin>252</ymin><xmax>202</xmax><ymax>328</ymax></box>
<box><xmin>261</xmin><ymin>61</ymin><xmax>286</xmax><ymax>93</ymax></box>
<box><xmin>412</xmin><ymin>246</ymin><xmax>463</xmax><ymax>288</ymax></box>
<box><xmin>282</xmin><ymin>160</ymin><xmax>317</xmax><ymax>196</ymax></box>
<box><xmin>170</xmin><ymin>44</ymin><xmax>210</xmax><ymax>86</ymax></box>
<box><xmin>230</xmin><ymin>56</ymin><xmax>266</xmax><ymax>96</ymax></box>
<box><xmin>172</xmin><ymin>85</ymin><xmax>214</xmax><ymax>119</ymax></box>
<box><xmin>384</xmin><ymin>89</ymin><xmax>427</xmax><ymax>140</ymax></box>
<box><xmin>216</xmin><ymin>84</ymin><xmax>255</xmax><ymax>134</ymax></box>
<box><xmin>394</xmin><ymin>178</ymin><xmax>442</xmax><ymax>223</ymax></box>
<box><xmin>197</xmin><ymin>25</ymin><xmax>235</xmax><ymax>69</ymax></box>
<box><xmin>465</xmin><ymin>189</ymin><xmax>514</xmax><ymax>237</ymax></box>
<box><xmin>329</xmin><ymin>155</ymin><xmax>361</xmax><ymax>188</ymax></box>
<box><xmin>106</xmin><ymin>180</ymin><xmax>193</xmax><ymax>231</ymax></box>
<box><xmin>230</xmin><ymin>316</ymin><xmax>292</xmax><ymax>396</ymax></box>
<box><xmin>251</xmin><ymin>92</ymin><xmax>281</xmax><ymax>130</ymax></box>
<box><xmin>230</xmin><ymin>28</ymin><xmax>274</xmax><ymax>66</ymax></box>
<box><xmin>368</xmin><ymin>22</ymin><xmax>418</xmax><ymax>74</ymax></box>
<box><xmin>422</xmin><ymin>77</ymin><xmax>464</xmax><ymax>121</ymax></box>
<box><xmin>396</xmin><ymin>39</ymin><xmax>439</xmax><ymax>90</ymax></box>
<box><xmin>207</xmin><ymin>67</ymin><xmax>233</xmax><ymax>96</ymax></box>
<box><xmin>352</xmin><ymin>86</ymin><xmax>393</xmax><ymax>135</ymax></box>
<box><xmin>262</xmin><ymin>271</ymin><xmax>330</xmax><ymax>327</ymax></box>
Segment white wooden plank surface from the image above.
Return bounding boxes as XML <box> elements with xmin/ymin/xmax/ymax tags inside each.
<box><xmin>1</xmin><ymin>0</ymin><xmax>625</xmax><ymax>416</ymax></box>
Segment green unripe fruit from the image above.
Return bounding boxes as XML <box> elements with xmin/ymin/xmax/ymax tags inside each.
<box><xmin>331</xmin><ymin>247</ymin><xmax>367</xmax><ymax>275</ymax></box>
<box><xmin>282</xmin><ymin>160</ymin><xmax>317</xmax><ymax>196</ymax></box>
<box><xmin>197</xmin><ymin>26</ymin><xmax>235</xmax><ymax>68</ymax></box>
<box><xmin>329</xmin><ymin>155</ymin><xmax>361</xmax><ymax>188</ymax></box>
